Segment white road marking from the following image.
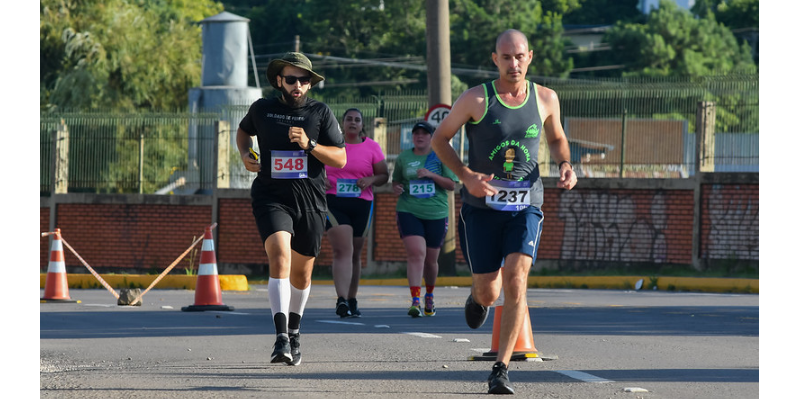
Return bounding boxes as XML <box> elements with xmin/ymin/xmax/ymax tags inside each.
<box><xmin>317</xmin><ymin>320</ymin><xmax>366</xmax><ymax>326</ymax></box>
<box><xmin>554</xmin><ymin>370</ymin><xmax>613</xmax><ymax>383</ymax></box>
<box><xmin>402</xmin><ymin>332</ymin><xmax>441</xmax><ymax>338</ymax></box>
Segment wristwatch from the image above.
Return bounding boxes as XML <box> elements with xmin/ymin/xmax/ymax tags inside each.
<box><xmin>305</xmin><ymin>138</ymin><xmax>317</xmax><ymax>154</ymax></box>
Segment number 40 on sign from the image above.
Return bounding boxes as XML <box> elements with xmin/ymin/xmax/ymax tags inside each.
<box><xmin>425</xmin><ymin>104</ymin><xmax>451</xmax><ymax>128</ymax></box>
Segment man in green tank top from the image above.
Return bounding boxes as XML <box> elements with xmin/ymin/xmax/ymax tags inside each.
<box><xmin>432</xmin><ymin>29</ymin><xmax>578</xmax><ymax>395</ymax></box>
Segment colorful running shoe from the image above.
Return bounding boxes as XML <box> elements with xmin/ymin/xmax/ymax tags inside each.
<box><xmin>424</xmin><ymin>293</ymin><xmax>436</xmax><ymax>316</ymax></box>
<box><xmin>408</xmin><ymin>297</ymin><xmax>422</xmax><ymax>318</ymax></box>
<box><xmin>407</xmin><ymin>305</ymin><xmax>423</xmax><ymax>318</ymax></box>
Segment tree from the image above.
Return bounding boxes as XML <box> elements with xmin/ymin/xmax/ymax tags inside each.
<box><xmin>603</xmin><ymin>0</ymin><xmax>756</xmax><ymax>77</ymax></box>
<box><xmin>40</xmin><ymin>0</ymin><xmax>224</xmax><ymax>111</ymax></box>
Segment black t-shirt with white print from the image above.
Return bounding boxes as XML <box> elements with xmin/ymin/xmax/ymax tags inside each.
<box><xmin>239</xmin><ymin>97</ymin><xmax>345</xmax><ymax>213</ymax></box>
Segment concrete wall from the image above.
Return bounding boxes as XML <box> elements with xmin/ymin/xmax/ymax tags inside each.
<box><xmin>40</xmin><ymin>173</ymin><xmax>758</xmax><ymax>276</ymax></box>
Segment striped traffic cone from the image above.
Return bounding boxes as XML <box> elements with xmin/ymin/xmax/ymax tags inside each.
<box><xmin>181</xmin><ymin>226</ymin><xmax>233</xmax><ymax>312</ymax></box>
<box><xmin>41</xmin><ymin>229</ymin><xmax>79</xmax><ymax>303</ymax></box>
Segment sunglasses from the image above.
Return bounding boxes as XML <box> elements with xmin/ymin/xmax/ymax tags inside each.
<box><xmin>280</xmin><ymin>75</ymin><xmax>312</xmax><ymax>85</ymax></box>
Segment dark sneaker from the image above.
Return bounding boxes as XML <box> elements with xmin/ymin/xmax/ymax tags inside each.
<box><xmin>348</xmin><ymin>298</ymin><xmax>361</xmax><ymax>317</ymax></box>
<box><xmin>424</xmin><ymin>293</ymin><xmax>436</xmax><ymax>316</ymax></box>
<box><xmin>487</xmin><ymin>362</ymin><xmax>515</xmax><ymax>394</ymax></box>
<box><xmin>465</xmin><ymin>294</ymin><xmax>490</xmax><ymax>329</ymax></box>
<box><xmin>288</xmin><ymin>333</ymin><xmax>301</xmax><ymax>366</ymax></box>
<box><xmin>335</xmin><ymin>296</ymin><xmax>350</xmax><ymax>318</ymax></box>
<box><xmin>270</xmin><ymin>336</ymin><xmax>293</xmax><ymax>364</ymax></box>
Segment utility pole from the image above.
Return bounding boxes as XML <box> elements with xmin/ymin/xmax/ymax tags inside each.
<box><xmin>426</xmin><ymin>0</ymin><xmax>457</xmax><ymax>276</ymax></box>
<box><xmin>426</xmin><ymin>0</ymin><xmax>451</xmax><ymax>106</ymax></box>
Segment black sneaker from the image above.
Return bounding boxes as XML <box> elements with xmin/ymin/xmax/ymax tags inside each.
<box><xmin>487</xmin><ymin>362</ymin><xmax>515</xmax><ymax>394</ymax></box>
<box><xmin>288</xmin><ymin>333</ymin><xmax>301</xmax><ymax>366</ymax></box>
<box><xmin>348</xmin><ymin>298</ymin><xmax>361</xmax><ymax>317</ymax></box>
<box><xmin>465</xmin><ymin>294</ymin><xmax>489</xmax><ymax>329</ymax></box>
<box><xmin>335</xmin><ymin>296</ymin><xmax>351</xmax><ymax>318</ymax></box>
<box><xmin>270</xmin><ymin>335</ymin><xmax>293</xmax><ymax>364</ymax></box>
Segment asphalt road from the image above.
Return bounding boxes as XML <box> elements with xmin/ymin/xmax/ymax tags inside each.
<box><xmin>40</xmin><ymin>284</ymin><xmax>758</xmax><ymax>398</ymax></box>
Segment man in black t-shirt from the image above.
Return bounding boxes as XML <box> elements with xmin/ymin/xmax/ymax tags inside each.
<box><xmin>236</xmin><ymin>52</ymin><xmax>346</xmax><ymax>366</ymax></box>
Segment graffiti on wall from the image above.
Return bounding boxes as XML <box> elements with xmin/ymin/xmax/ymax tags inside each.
<box><xmin>558</xmin><ymin>191</ymin><xmax>668</xmax><ymax>263</ymax></box>
<box><xmin>704</xmin><ymin>185</ymin><xmax>759</xmax><ymax>260</ymax></box>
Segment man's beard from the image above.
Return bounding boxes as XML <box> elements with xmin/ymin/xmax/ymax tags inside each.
<box><xmin>280</xmin><ymin>86</ymin><xmax>308</xmax><ymax>108</ymax></box>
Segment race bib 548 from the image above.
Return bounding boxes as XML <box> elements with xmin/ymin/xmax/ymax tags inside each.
<box><xmin>271</xmin><ymin>150</ymin><xmax>308</xmax><ymax>179</ymax></box>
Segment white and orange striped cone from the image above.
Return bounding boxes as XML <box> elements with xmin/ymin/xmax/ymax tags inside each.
<box><xmin>181</xmin><ymin>226</ymin><xmax>233</xmax><ymax>312</ymax></box>
<box><xmin>41</xmin><ymin>229</ymin><xmax>79</xmax><ymax>303</ymax></box>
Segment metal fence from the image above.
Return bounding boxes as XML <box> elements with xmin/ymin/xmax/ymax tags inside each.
<box><xmin>40</xmin><ymin>75</ymin><xmax>758</xmax><ymax>195</ymax></box>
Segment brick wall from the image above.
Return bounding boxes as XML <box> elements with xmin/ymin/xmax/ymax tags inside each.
<box><xmin>45</xmin><ymin>203</ymin><xmax>211</xmax><ymax>272</ymax></box>
<box><xmin>701</xmin><ymin>184</ymin><xmax>759</xmax><ymax>260</ymax></box>
<box><xmin>40</xmin><ymin>177</ymin><xmax>758</xmax><ymax>273</ymax></box>
<box><xmin>540</xmin><ymin>189</ymin><xmax>695</xmax><ymax>264</ymax></box>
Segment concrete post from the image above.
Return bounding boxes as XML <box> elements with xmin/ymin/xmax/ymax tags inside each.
<box><xmin>696</xmin><ymin>101</ymin><xmax>716</xmax><ymax>173</ymax></box>
<box><xmin>426</xmin><ymin>0</ymin><xmax>457</xmax><ymax>276</ymax></box>
<box><xmin>53</xmin><ymin>119</ymin><xmax>69</xmax><ymax>194</ymax></box>
<box><xmin>216</xmin><ymin>120</ymin><xmax>230</xmax><ymax>189</ymax></box>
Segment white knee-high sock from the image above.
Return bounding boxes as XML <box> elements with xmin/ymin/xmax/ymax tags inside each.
<box><xmin>289</xmin><ymin>283</ymin><xmax>311</xmax><ymax>316</ymax></box>
<box><xmin>268</xmin><ymin>278</ymin><xmax>291</xmax><ymax>337</ymax></box>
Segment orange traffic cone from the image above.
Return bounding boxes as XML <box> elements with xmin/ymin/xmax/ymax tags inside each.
<box><xmin>482</xmin><ymin>305</ymin><xmax>539</xmax><ymax>358</ymax></box>
<box><xmin>41</xmin><ymin>229</ymin><xmax>79</xmax><ymax>303</ymax></box>
<box><xmin>181</xmin><ymin>226</ymin><xmax>233</xmax><ymax>312</ymax></box>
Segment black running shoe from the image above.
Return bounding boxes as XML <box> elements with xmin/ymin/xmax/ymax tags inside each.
<box><xmin>335</xmin><ymin>296</ymin><xmax>351</xmax><ymax>318</ymax></box>
<box><xmin>270</xmin><ymin>335</ymin><xmax>292</xmax><ymax>364</ymax></box>
<box><xmin>465</xmin><ymin>294</ymin><xmax>489</xmax><ymax>329</ymax></box>
<box><xmin>288</xmin><ymin>333</ymin><xmax>301</xmax><ymax>366</ymax></box>
<box><xmin>348</xmin><ymin>298</ymin><xmax>361</xmax><ymax>317</ymax></box>
<box><xmin>487</xmin><ymin>362</ymin><xmax>515</xmax><ymax>394</ymax></box>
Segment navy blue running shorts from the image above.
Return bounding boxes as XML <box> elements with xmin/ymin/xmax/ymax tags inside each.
<box><xmin>396</xmin><ymin>211</ymin><xmax>448</xmax><ymax>249</ymax></box>
<box><xmin>458</xmin><ymin>203</ymin><xmax>544</xmax><ymax>274</ymax></box>
<box><xmin>325</xmin><ymin>195</ymin><xmax>374</xmax><ymax>237</ymax></box>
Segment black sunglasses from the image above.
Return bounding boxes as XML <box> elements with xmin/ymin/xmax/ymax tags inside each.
<box><xmin>280</xmin><ymin>75</ymin><xmax>312</xmax><ymax>85</ymax></box>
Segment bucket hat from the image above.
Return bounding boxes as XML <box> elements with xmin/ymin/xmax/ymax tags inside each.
<box><xmin>266</xmin><ymin>52</ymin><xmax>324</xmax><ymax>89</ymax></box>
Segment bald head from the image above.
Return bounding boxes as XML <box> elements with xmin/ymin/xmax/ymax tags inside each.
<box><xmin>495</xmin><ymin>29</ymin><xmax>529</xmax><ymax>53</ymax></box>
<box><xmin>492</xmin><ymin>29</ymin><xmax>533</xmax><ymax>84</ymax></box>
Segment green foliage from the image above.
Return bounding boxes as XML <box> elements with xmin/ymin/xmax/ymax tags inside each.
<box><xmin>42</xmin><ymin>0</ymin><xmax>759</xmax><ymax>110</ymax></box>
<box><xmin>603</xmin><ymin>0</ymin><xmax>756</xmax><ymax>78</ymax></box>
<box><xmin>531</xmin><ymin>11</ymin><xmax>573</xmax><ymax>78</ymax></box>
<box><xmin>40</xmin><ymin>0</ymin><xmax>223</xmax><ymax>111</ymax></box>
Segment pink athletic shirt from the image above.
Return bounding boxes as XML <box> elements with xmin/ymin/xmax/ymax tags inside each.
<box><xmin>325</xmin><ymin>137</ymin><xmax>385</xmax><ymax>201</ymax></box>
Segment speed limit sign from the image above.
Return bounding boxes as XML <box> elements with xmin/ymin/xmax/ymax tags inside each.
<box><xmin>425</xmin><ymin>104</ymin><xmax>451</xmax><ymax>128</ymax></box>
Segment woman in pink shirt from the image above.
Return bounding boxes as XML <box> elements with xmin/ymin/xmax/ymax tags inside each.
<box><xmin>325</xmin><ymin>108</ymin><xmax>389</xmax><ymax>317</ymax></box>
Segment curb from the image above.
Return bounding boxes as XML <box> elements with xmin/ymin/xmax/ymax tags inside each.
<box><xmin>40</xmin><ymin>274</ymin><xmax>250</xmax><ymax>291</ymax></box>
<box><xmin>255</xmin><ymin>276</ymin><xmax>759</xmax><ymax>294</ymax></box>
<box><xmin>41</xmin><ymin>274</ymin><xmax>758</xmax><ymax>294</ymax></box>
